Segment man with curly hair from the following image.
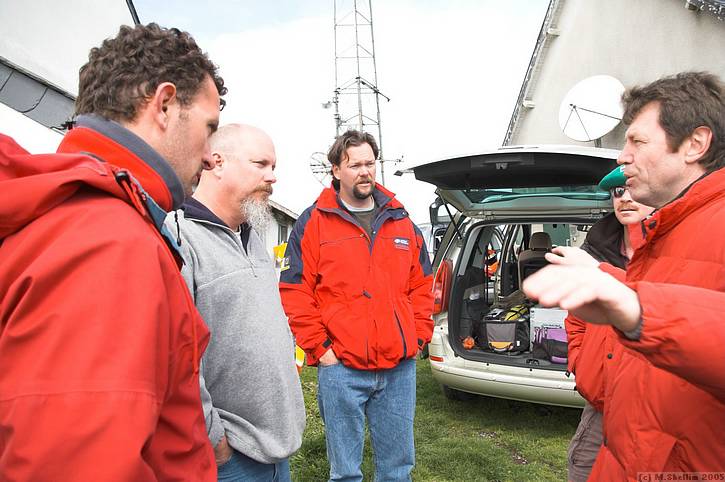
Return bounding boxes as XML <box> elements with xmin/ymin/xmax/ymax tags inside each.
<box><xmin>0</xmin><ymin>23</ymin><xmax>226</xmax><ymax>480</ymax></box>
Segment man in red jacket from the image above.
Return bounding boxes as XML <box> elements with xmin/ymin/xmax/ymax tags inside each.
<box><xmin>564</xmin><ymin>167</ymin><xmax>653</xmax><ymax>482</ymax></box>
<box><xmin>524</xmin><ymin>72</ymin><xmax>725</xmax><ymax>479</ymax></box>
<box><xmin>0</xmin><ymin>24</ymin><xmax>225</xmax><ymax>480</ymax></box>
<box><xmin>279</xmin><ymin>130</ymin><xmax>434</xmax><ymax>481</ymax></box>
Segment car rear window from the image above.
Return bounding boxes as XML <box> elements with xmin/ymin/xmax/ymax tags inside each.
<box><xmin>464</xmin><ymin>186</ymin><xmax>609</xmax><ymax>204</ymax></box>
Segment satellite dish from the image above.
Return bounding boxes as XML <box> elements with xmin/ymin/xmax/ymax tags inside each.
<box><xmin>309</xmin><ymin>151</ymin><xmax>332</xmax><ymax>186</ymax></box>
<box><xmin>559</xmin><ymin>75</ymin><xmax>625</xmax><ymax>142</ymax></box>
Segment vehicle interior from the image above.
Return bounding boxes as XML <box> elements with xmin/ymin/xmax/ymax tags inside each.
<box><xmin>445</xmin><ymin>219</ymin><xmax>592</xmax><ymax>371</ymax></box>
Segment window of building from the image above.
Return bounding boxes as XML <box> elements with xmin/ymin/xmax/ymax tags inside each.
<box><xmin>278</xmin><ymin>224</ymin><xmax>289</xmax><ymax>244</ymax></box>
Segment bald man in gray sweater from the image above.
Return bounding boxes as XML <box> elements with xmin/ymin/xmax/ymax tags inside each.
<box><xmin>167</xmin><ymin>124</ymin><xmax>305</xmax><ymax>481</ymax></box>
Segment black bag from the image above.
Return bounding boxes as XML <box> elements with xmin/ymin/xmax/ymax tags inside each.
<box><xmin>460</xmin><ymin>298</ymin><xmax>487</xmax><ymax>339</ymax></box>
<box><xmin>478</xmin><ymin>304</ymin><xmax>530</xmax><ymax>354</ymax></box>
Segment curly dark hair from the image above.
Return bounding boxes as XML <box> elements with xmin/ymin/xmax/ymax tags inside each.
<box><xmin>75</xmin><ymin>23</ymin><xmax>227</xmax><ymax>122</ymax></box>
<box><xmin>622</xmin><ymin>71</ymin><xmax>725</xmax><ymax>172</ymax></box>
<box><xmin>327</xmin><ymin>130</ymin><xmax>379</xmax><ymax>189</ymax></box>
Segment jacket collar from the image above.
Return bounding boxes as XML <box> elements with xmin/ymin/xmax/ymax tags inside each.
<box><xmin>639</xmin><ymin>166</ymin><xmax>725</xmax><ymax>242</ymax></box>
<box><xmin>181</xmin><ymin>197</ymin><xmax>253</xmax><ymax>250</ymax></box>
<box><xmin>57</xmin><ymin>114</ymin><xmax>185</xmax><ymax>211</ymax></box>
<box><xmin>182</xmin><ymin>197</ymin><xmax>229</xmax><ymax>228</ymax></box>
<box><xmin>581</xmin><ymin>212</ymin><xmax>629</xmax><ymax>269</ymax></box>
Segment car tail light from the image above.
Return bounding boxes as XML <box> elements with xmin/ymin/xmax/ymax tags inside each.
<box><xmin>432</xmin><ymin>259</ymin><xmax>453</xmax><ymax>315</ymax></box>
<box><xmin>429</xmin><ymin>355</ymin><xmax>444</xmax><ymax>362</ymax></box>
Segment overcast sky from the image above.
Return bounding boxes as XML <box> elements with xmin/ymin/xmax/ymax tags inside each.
<box><xmin>133</xmin><ymin>0</ymin><xmax>548</xmax><ymax>223</ymax></box>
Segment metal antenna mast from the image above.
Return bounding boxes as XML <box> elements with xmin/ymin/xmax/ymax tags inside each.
<box><xmin>332</xmin><ymin>0</ymin><xmax>393</xmax><ymax>184</ymax></box>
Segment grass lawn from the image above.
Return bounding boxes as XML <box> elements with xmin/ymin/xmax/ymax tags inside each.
<box><xmin>290</xmin><ymin>358</ymin><xmax>581</xmax><ymax>481</ymax></box>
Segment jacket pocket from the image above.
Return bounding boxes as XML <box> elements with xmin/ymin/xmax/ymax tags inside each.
<box><xmin>324</xmin><ymin>297</ymin><xmax>369</xmax><ymax>367</ymax></box>
<box><xmin>378</xmin><ymin>234</ymin><xmax>414</xmax><ymax>289</ymax></box>
<box><xmin>393</xmin><ymin>298</ymin><xmax>418</xmax><ymax>359</ymax></box>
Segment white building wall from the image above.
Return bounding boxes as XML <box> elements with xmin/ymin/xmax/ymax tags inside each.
<box><xmin>0</xmin><ymin>1</ymin><xmax>134</xmax><ymax>152</ymax></box>
<box><xmin>0</xmin><ymin>0</ymin><xmax>135</xmax><ymax>95</ymax></box>
<box><xmin>0</xmin><ymin>102</ymin><xmax>62</xmax><ymax>152</ymax></box>
<box><xmin>510</xmin><ymin>0</ymin><xmax>725</xmax><ymax>148</ymax></box>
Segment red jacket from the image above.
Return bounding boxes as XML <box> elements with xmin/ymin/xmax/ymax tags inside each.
<box><xmin>279</xmin><ymin>184</ymin><xmax>434</xmax><ymax>370</ymax></box>
<box><xmin>566</xmin><ymin>318</ymin><xmax>619</xmax><ymax>412</ymax></box>
<box><xmin>565</xmin><ymin>213</ymin><xmax>628</xmax><ymax>411</ymax></box>
<box><xmin>589</xmin><ymin>168</ymin><xmax>725</xmax><ymax>480</ymax></box>
<box><xmin>0</xmin><ymin>123</ymin><xmax>215</xmax><ymax>480</ymax></box>
<box><xmin>566</xmin><ymin>261</ymin><xmax>628</xmax><ymax>412</ymax></box>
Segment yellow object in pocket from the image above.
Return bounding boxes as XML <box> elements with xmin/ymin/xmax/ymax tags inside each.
<box><xmin>295</xmin><ymin>345</ymin><xmax>305</xmax><ymax>373</ymax></box>
<box><xmin>273</xmin><ymin>242</ymin><xmax>289</xmax><ymax>270</ymax></box>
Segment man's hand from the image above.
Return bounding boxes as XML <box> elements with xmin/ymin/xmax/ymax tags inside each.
<box><xmin>319</xmin><ymin>348</ymin><xmax>339</xmax><ymax>366</ymax></box>
<box><xmin>522</xmin><ymin>264</ymin><xmax>642</xmax><ymax>332</ymax></box>
<box><xmin>214</xmin><ymin>435</ymin><xmax>233</xmax><ymax>466</ymax></box>
<box><xmin>544</xmin><ymin>246</ymin><xmax>599</xmax><ymax>268</ymax></box>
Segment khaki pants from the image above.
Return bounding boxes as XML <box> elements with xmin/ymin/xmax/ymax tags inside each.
<box><xmin>567</xmin><ymin>401</ymin><xmax>603</xmax><ymax>482</ymax></box>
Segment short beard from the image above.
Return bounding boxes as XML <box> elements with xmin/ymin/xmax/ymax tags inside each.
<box><xmin>353</xmin><ymin>182</ymin><xmax>374</xmax><ymax>200</ymax></box>
<box><xmin>240</xmin><ymin>197</ymin><xmax>272</xmax><ymax>233</ymax></box>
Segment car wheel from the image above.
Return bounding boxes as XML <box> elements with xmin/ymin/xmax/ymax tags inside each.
<box><xmin>441</xmin><ymin>384</ymin><xmax>476</xmax><ymax>401</ymax></box>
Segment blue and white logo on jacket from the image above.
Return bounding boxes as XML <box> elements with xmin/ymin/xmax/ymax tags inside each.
<box><xmin>393</xmin><ymin>237</ymin><xmax>410</xmax><ymax>250</ymax></box>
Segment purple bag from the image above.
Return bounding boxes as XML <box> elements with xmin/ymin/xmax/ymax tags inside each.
<box><xmin>533</xmin><ymin>327</ymin><xmax>568</xmax><ymax>364</ymax></box>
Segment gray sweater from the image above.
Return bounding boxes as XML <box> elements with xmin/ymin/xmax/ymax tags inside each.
<box><xmin>166</xmin><ymin>198</ymin><xmax>305</xmax><ymax>464</ymax></box>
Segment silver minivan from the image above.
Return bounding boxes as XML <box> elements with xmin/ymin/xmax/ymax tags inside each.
<box><xmin>413</xmin><ymin>145</ymin><xmax>618</xmax><ymax>408</ymax></box>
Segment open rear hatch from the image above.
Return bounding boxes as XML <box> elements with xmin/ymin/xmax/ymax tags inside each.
<box><xmin>414</xmin><ymin>146</ymin><xmax>619</xmax><ymax>370</ymax></box>
<box><xmin>413</xmin><ymin>145</ymin><xmax>619</xmax><ymax>217</ymax></box>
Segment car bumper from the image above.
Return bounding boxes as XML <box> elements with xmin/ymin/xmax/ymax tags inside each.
<box><xmin>429</xmin><ymin>326</ymin><xmax>584</xmax><ymax>408</ymax></box>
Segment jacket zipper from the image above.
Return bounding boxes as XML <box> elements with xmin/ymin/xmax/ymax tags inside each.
<box><xmin>192</xmin><ymin>217</ymin><xmax>258</xmax><ymax>277</ymax></box>
<box><xmin>318</xmin><ymin>202</ymin><xmax>409</xmax><ymax>363</ymax></box>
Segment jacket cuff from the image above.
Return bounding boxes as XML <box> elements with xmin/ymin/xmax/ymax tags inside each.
<box><xmin>616</xmin><ymin>281</ymin><xmax>647</xmax><ymax>341</ymax></box>
<box><xmin>620</xmin><ymin>317</ymin><xmax>643</xmax><ymax>340</ymax></box>
<box><xmin>208</xmin><ymin>408</ymin><xmax>225</xmax><ymax>448</ymax></box>
<box><xmin>598</xmin><ymin>262</ymin><xmax>626</xmax><ymax>281</ymax></box>
<box><xmin>416</xmin><ymin>329</ymin><xmax>432</xmax><ymax>347</ymax></box>
<box><xmin>308</xmin><ymin>338</ymin><xmax>332</xmax><ymax>364</ymax></box>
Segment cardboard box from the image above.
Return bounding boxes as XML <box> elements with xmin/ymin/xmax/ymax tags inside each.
<box><xmin>529</xmin><ymin>306</ymin><xmax>568</xmax><ymax>350</ymax></box>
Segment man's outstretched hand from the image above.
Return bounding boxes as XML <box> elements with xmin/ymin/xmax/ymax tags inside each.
<box><xmin>522</xmin><ymin>263</ymin><xmax>642</xmax><ymax>333</ymax></box>
<box><xmin>544</xmin><ymin>246</ymin><xmax>599</xmax><ymax>268</ymax></box>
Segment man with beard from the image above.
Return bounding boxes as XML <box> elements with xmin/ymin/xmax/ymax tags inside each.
<box><xmin>168</xmin><ymin>124</ymin><xmax>305</xmax><ymax>481</ymax></box>
<box><xmin>280</xmin><ymin>130</ymin><xmax>434</xmax><ymax>481</ymax></box>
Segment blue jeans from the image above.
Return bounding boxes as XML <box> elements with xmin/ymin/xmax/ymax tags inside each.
<box><xmin>317</xmin><ymin>358</ymin><xmax>416</xmax><ymax>482</ymax></box>
<box><xmin>217</xmin><ymin>450</ymin><xmax>291</xmax><ymax>482</ymax></box>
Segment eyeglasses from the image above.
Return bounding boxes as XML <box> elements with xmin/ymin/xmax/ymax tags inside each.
<box><xmin>611</xmin><ymin>186</ymin><xmax>627</xmax><ymax>198</ymax></box>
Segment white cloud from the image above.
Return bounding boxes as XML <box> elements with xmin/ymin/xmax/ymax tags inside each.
<box><xmin>197</xmin><ymin>2</ymin><xmax>547</xmax><ymax>222</ymax></box>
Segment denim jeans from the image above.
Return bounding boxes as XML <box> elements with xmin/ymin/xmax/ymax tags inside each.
<box><xmin>217</xmin><ymin>449</ymin><xmax>291</xmax><ymax>482</ymax></box>
<box><xmin>317</xmin><ymin>358</ymin><xmax>416</xmax><ymax>482</ymax></box>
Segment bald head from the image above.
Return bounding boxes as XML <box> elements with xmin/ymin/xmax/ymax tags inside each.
<box><xmin>193</xmin><ymin>123</ymin><xmax>277</xmax><ymax>230</ymax></box>
<box><xmin>209</xmin><ymin>124</ymin><xmax>273</xmax><ymax>158</ymax></box>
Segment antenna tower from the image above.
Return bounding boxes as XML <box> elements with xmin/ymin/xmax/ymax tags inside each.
<box><xmin>331</xmin><ymin>0</ymin><xmax>394</xmax><ymax>184</ymax></box>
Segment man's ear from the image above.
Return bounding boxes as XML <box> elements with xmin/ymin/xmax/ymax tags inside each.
<box><xmin>212</xmin><ymin>152</ymin><xmax>224</xmax><ymax>168</ymax></box>
<box><xmin>211</xmin><ymin>152</ymin><xmax>225</xmax><ymax>178</ymax></box>
<box><xmin>331</xmin><ymin>163</ymin><xmax>340</xmax><ymax>181</ymax></box>
<box><xmin>683</xmin><ymin>126</ymin><xmax>713</xmax><ymax>165</ymax></box>
<box><xmin>148</xmin><ymin>82</ymin><xmax>178</xmax><ymax>130</ymax></box>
